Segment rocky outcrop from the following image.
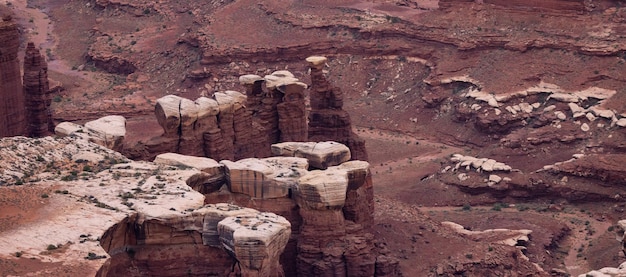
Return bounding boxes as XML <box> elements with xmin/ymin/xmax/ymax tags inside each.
<box><xmin>153</xmin><ymin>152</ymin><xmax>225</xmax><ymax>194</ymax></box>
<box><xmin>271</xmin><ymin>141</ymin><xmax>351</xmax><ymax>169</ymax></box>
<box><xmin>442</xmin><ymin>221</ymin><xmax>532</xmax><ymax>248</ymax></box>
<box><xmin>306</xmin><ymin>56</ymin><xmax>369</xmax><ymax>161</ymax></box>
<box><xmin>185</xmin><ymin>141</ymin><xmax>388</xmax><ymax>276</ymax></box>
<box><xmin>578</xmin><ymin>262</ymin><xmax>626</xmax><ymax>277</ymax></box>
<box><xmin>0</xmin><ymin>12</ymin><xmax>26</xmax><ymax>137</ymax></box>
<box><xmin>23</xmin><ymin>42</ymin><xmax>52</xmax><ymax>137</ymax></box>
<box><xmin>55</xmin><ymin>115</ymin><xmax>127</xmax><ymax>151</ymax></box>
<box><xmin>218</xmin><ymin>212</ymin><xmax>291</xmax><ymax>277</ymax></box>
<box><xmin>439</xmin><ymin>0</ymin><xmax>585</xmax><ymax>12</ymax></box>
<box><xmin>133</xmin><ymin>59</ymin><xmax>368</xmax><ymax>163</ymax></box>
<box><xmin>87</xmin><ymin>36</ymin><xmax>137</xmax><ymax>74</ymax></box>
<box><xmin>548</xmin><ymin>154</ymin><xmax>626</xmax><ymax>186</ymax></box>
<box><xmin>220</xmin><ymin>157</ymin><xmax>308</xmax><ymax>199</ymax></box>
<box><xmin>99</xmin><ymin>204</ymin><xmax>292</xmax><ymax>277</ymax></box>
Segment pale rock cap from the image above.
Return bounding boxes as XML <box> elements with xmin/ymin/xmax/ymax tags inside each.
<box><xmin>271</xmin><ymin>70</ymin><xmax>295</xmax><ymax>78</ymax></box>
<box><xmin>306</xmin><ymin>56</ymin><xmax>327</xmax><ymax>69</ymax></box>
<box><xmin>239</xmin><ymin>74</ymin><xmax>263</xmax><ymax>85</ymax></box>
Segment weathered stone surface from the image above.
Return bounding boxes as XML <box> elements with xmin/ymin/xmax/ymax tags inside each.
<box><xmin>54</xmin><ymin>121</ymin><xmax>85</xmax><ymax>137</ymax></box>
<box><xmin>56</xmin><ymin>116</ymin><xmax>126</xmax><ymax>151</ymax></box>
<box><xmin>155</xmin><ymin>95</ymin><xmax>182</xmax><ymax>136</ymax></box>
<box><xmin>333</xmin><ymin>161</ymin><xmax>374</xmax><ymax>227</ymax></box>
<box><xmin>296</xmin><ymin>168</ymin><xmax>348</xmax><ymax>210</ymax></box>
<box><xmin>84</xmin><ymin>115</ymin><xmax>127</xmax><ymax>151</ymax></box>
<box><xmin>0</xmin><ymin>13</ymin><xmax>25</xmax><ymax>137</ymax></box>
<box><xmin>154</xmin><ymin>153</ymin><xmax>225</xmax><ymax>194</ymax></box>
<box><xmin>23</xmin><ymin>42</ymin><xmax>52</xmax><ymax>137</ymax></box>
<box><xmin>221</xmin><ymin>157</ymin><xmax>308</xmax><ymax>199</ymax></box>
<box><xmin>442</xmin><ymin>221</ymin><xmax>532</xmax><ymax>247</ymax></box>
<box><xmin>271</xmin><ymin>72</ymin><xmax>308</xmax><ymax>142</ymax></box>
<box><xmin>271</xmin><ymin>141</ymin><xmax>351</xmax><ymax>169</ymax></box>
<box><xmin>218</xmin><ymin>212</ymin><xmax>291</xmax><ymax>277</ymax></box>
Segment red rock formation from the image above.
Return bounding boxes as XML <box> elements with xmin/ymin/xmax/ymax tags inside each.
<box><xmin>306</xmin><ymin>56</ymin><xmax>369</xmax><ymax>161</ymax></box>
<box><xmin>23</xmin><ymin>42</ymin><xmax>52</xmax><ymax>137</ymax></box>
<box><xmin>0</xmin><ymin>12</ymin><xmax>26</xmax><ymax>137</ymax></box>
<box><xmin>439</xmin><ymin>0</ymin><xmax>586</xmax><ymax>12</ymax></box>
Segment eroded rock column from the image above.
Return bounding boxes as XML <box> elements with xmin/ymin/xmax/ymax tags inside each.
<box><xmin>0</xmin><ymin>14</ymin><xmax>26</xmax><ymax>137</ymax></box>
<box><xmin>23</xmin><ymin>42</ymin><xmax>52</xmax><ymax>137</ymax></box>
<box><xmin>295</xmin><ymin>169</ymin><xmax>349</xmax><ymax>276</ymax></box>
<box><xmin>306</xmin><ymin>56</ymin><xmax>369</xmax><ymax>161</ymax></box>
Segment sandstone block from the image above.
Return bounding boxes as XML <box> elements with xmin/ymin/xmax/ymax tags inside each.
<box><xmin>218</xmin><ymin>212</ymin><xmax>291</xmax><ymax>277</ymax></box>
<box><xmin>197</xmin><ymin>204</ymin><xmax>260</xmax><ymax>247</ymax></box>
<box><xmin>84</xmin><ymin>115</ymin><xmax>126</xmax><ymax>151</ymax></box>
<box><xmin>55</xmin><ymin>122</ymin><xmax>85</xmax><ymax>137</ymax></box>
<box><xmin>296</xmin><ymin>169</ymin><xmax>348</xmax><ymax>210</ymax></box>
<box><xmin>271</xmin><ymin>141</ymin><xmax>351</xmax><ymax>169</ymax></box>
<box><xmin>221</xmin><ymin>157</ymin><xmax>308</xmax><ymax>199</ymax></box>
<box><xmin>239</xmin><ymin>74</ymin><xmax>264</xmax><ymax>85</ymax></box>
<box><xmin>155</xmin><ymin>95</ymin><xmax>182</xmax><ymax>136</ymax></box>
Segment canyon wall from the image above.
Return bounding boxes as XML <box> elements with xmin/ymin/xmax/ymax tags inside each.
<box><xmin>0</xmin><ymin>12</ymin><xmax>26</xmax><ymax>137</ymax></box>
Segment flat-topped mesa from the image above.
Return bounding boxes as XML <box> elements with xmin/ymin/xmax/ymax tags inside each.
<box><xmin>218</xmin><ymin>212</ymin><xmax>291</xmax><ymax>277</ymax></box>
<box><xmin>23</xmin><ymin>42</ymin><xmax>52</xmax><ymax>137</ymax></box>
<box><xmin>220</xmin><ymin>157</ymin><xmax>309</xmax><ymax>199</ymax></box>
<box><xmin>55</xmin><ymin>115</ymin><xmax>127</xmax><ymax>151</ymax></box>
<box><xmin>0</xmin><ymin>13</ymin><xmax>26</xmax><ymax>137</ymax></box>
<box><xmin>306</xmin><ymin>56</ymin><xmax>369</xmax><ymax>161</ymax></box>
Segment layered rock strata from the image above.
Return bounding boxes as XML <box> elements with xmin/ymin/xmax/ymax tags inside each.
<box><xmin>218</xmin><ymin>212</ymin><xmax>291</xmax><ymax>277</ymax></box>
<box><xmin>439</xmin><ymin>0</ymin><xmax>586</xmax><ymax>12</ymax></box>
<box><xmin>138</xmin><ymin>59</ymin><xmax>367</xmax><ymax>163</ymax></box>
<box><xmin>306</xmin><ymin>56</ymin><xmax>369</xmax><ymax>161</ymax></box>
<box><xmin>1</xmin><ymin>126</ymin><xmax>390</xmax><ymax>276</ymax></box>
<box><xmin>0</xmin><ymin>135</ymin><xmax>293</xmax><ymax>277</ymax></box>
<box><xmin>0</xmin><ymin>13</ymin><xmax>26</xmax><ymax>137</ymax></box>
<box><xmin>271</xmin><ymin>141</ymin><xmax>351</xmax><ymax>169</ymax></box>
<box><xmin>23</xmin><ymin>42</ymin><xmax>52</xmax><ymax>137</ymax></box>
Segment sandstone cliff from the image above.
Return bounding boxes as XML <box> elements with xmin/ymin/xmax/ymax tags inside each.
<box><xmin>23</xmin><ymin>42</ymin><xmax>52</xmax><ymax>137</ymax></box>
<box><xmin>0</xmin><ymin>11</ymin><xmax>26</xmax><ymax>137</ymax></box>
